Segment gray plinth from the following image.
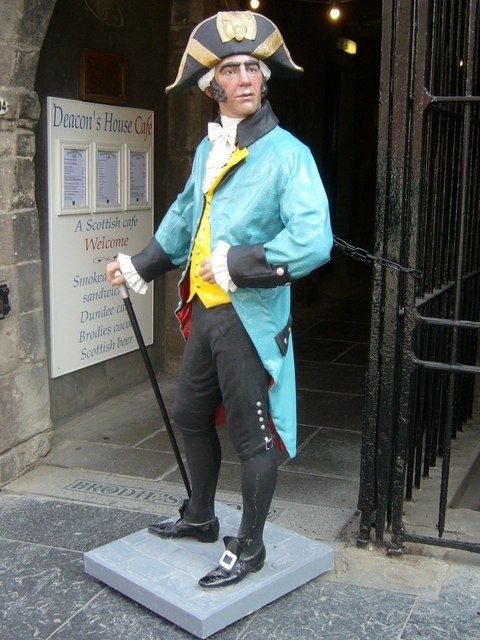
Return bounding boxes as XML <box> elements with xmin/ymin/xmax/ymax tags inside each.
<box><xmin>84</xmin><ymin>503</ymin><xmax>334</xmax><ymax>638</ymax></box>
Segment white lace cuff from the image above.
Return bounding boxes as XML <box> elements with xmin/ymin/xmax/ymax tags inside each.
<box><xmin>210</xmin><ymin>241</ymin><xmax>237</xmax><ymax>293</ymax></box>
<box><xmin>117</xmin><ymin>252</ymin><xmax>148</xmax><ymax>295</ymax></box>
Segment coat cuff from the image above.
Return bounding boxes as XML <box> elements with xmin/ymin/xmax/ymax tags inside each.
<box><xmin>227</xmin><ymin>243</ymin><xmax>292</xmax><ymax>288</ymax></box>
<box><xmin>117</xmin><ymin>253</ymin><xmax>148</xmax><ymax>294</ymax></box>
<box><xmin>131</xmin><ymin>237</ymin><xmax>177</xmax><ymax>282</ymax></box>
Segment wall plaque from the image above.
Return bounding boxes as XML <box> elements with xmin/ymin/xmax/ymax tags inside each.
<box><xmin>80</xmin><ymin>49</ymin><xmax>127</xmax><ymax>105</ymax></box>
<box><xmin>0</xmin><ymin>98</ymin><xmax>9</xmax><ymax>116</ymax></box>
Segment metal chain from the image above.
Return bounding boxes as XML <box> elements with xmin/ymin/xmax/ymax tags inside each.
<box><xmin>333</xmin><ymin>236</ymin><xmax>423</xmax><ymax>278</ymax></box>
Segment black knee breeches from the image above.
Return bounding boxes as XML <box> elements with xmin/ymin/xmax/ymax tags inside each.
<box><xmin>173</xmin><ymin>299</ymin><xmax>273</xmax><ymax>460</ymax></box>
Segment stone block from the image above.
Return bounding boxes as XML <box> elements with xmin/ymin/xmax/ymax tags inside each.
<box><xmin>15</xmin><ymin>430</ymin><xmax>52</xmax><ymax>472</ymax></box>
<box><xmin>0</xmin><ymin>157</ymin><xmax>16</xmax><ymax>211</ymax></box>
<box><xmin>0</xmin><ymin>448</ymin><xmax>17</xmax><ymax>486</ymax></box>
<box><xmin>19</xmin><ymin>0</ymin><xmax>56</xmax><ymax>48</ymax></box>
<box><xmin>85</xmin><ymin>503</ymin><xmax>334</xmax><ymax>639</ymax></box>
<box><xmin>0</xmin><ymin>88</ymin><xmax>39</xmax><ymax>123</ymax></box>
<box><xmin>0</xmin><ymin>431</ymin><xmax>52</xmax><ymax>486</ymax></box>
<box><xmin>12</xmin><ymin>48</ymin><xmax>39</xmax><ymax>91</ymax></box>
<box><xmin>19</xmin><ymin>309</ymin><xmax>46</xmax><ymax>364</ymax></box>
<box><xmin>17</xmin><ymin>87</ymin><xmax>40</xmax><ymax>122</ymax></box>
<box><xmin>0</xmin><ymin>214</ymin><xmax>14</xmax><ymax>266</ymax></box>
<box><xmin>13</xmin><ymin>211</ymin><xmax>40</xmax><ymax>264</ymax></box>
<box><xmin>0</xmin><ymin>363</ymin><xmax>50</xmax><ymax>452</ymax></box>
<box><xmin>0</xmin><ymin>130</ymin><xmax>14</xmax><ymax>156</ymax></box>
<box><xmin>0</xmin><ymin>265</ymin><xmax>16</xmax><ymax>301</ymax></box>
<box><xmin>16</xmin><ymin>131</ymin><xmax>35</xmax><ymax>157</ymax></box>
<box><xmin>0</xmin><ymin>2</ymin><xmax>21</xmax><ymax>45</ymax></box>
<box><xmin>12</xmin><ymin>157</ymin><xmax>36</xmax><ymax>209</ymax></box>
<box><xmin>0</xmin><ymin>157</ymin><xmax>36</xmax><ymax>212</ymax></box>
<box><xmin>0</xmin><ymin>317</ymin><xmax>18</xmax><ymax>374</ymax></box>
<box><xmin>0</xmin><ymin>45</ymin><xmax>15</xmax><ymax>85</ymax></box>
<box><xmin>15</xmin><ymin>261</ymin><xmax>43</xmax><ymax>312</ymax></box>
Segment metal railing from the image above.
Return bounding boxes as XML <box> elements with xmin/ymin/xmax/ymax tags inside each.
<box><xmin>358</xmin><ymin>0</ymin><xmax>480</xmax><ymax>554</ymax></box>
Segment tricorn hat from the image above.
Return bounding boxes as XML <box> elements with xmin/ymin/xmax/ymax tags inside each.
<box><xmin>166</xmin><ymin>11</ymin><xmax>303</xmax><ymax>94</ymax></box>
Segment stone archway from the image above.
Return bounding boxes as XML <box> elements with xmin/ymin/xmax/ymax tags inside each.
<box><xmin>0</xmin><ymin>0</ymin><xmax>220</xmax><ymax>485</ymax></box>
<box><xmin>0</xmin><ymin>1</ymin><xmax>58</xmax><ymax>484</ymax></box>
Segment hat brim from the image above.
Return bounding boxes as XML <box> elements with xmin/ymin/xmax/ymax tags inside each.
<box><xmin>166</xmin><ymin>12</ymin><xmax>303</xmax><ymax>94</ymax></box>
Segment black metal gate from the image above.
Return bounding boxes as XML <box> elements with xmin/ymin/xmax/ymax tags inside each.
<box><xmin>357</xmin><ymin>0</ymin><xmax>480</xmax><ymax>553</ymax></box>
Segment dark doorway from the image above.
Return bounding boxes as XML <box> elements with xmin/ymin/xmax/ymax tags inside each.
<box><xmin>244</xmin><ymin>0</ymin><xmax>382</xmax><ymax>297</ymax></box>
<box><xmin>240</xmin><ymin>1</ymin><xmax>383</xmax><ymax>491</ymax></box>
<box><xmin>239</xmin><ymin>0</ymin><xmax>382</xmax><ymax>412</ymax></box>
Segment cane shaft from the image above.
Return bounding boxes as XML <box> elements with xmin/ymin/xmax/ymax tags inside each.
<box><xmin>122</xmin><ymin>296</ymin><xmax>192</xmax><ymax>497</ymax></box>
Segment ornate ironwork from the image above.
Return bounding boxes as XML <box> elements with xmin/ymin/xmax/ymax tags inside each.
<box><xmin>357</xmin><ymin>0</ymin><xmax>480</xmax><ymax>555</ymax></box>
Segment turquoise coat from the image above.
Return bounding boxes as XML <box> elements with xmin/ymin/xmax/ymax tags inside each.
<box><xmin>132</xmin><ymin>101</ymin><xmax>332</xmax><ymax>458</ymax></box>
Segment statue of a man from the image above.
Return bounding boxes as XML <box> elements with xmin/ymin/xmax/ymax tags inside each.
<box><xmin>107</xmin><ymin>10</ymin><xmax>332</xmax><ymax>588</ymax></box>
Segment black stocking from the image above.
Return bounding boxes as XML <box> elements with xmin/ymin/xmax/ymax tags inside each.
<box><xmin>237</xmin><ymin>447</ymin><xmax>278</xmax><ymax>555</ymax></box>
<box><xmin>180</xmin><ymin>426</ymin><xmax>221</xmax><ymax>524</ymax></box>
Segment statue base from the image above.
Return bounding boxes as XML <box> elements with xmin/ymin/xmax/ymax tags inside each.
<box><xmin>84</xmin><ymin>502</ymin><xmax>334</xmax><ymax>638</ymax></box>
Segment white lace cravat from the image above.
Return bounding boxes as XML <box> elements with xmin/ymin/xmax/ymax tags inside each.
<box><xmin>203</xmin><ymin>116</ymin><xmax>243</xmax><ymax>193</ymax></box>
<box><xmin>207</xmin><ymin>121</ymin><xmax>237</xmax><ymax>146</ymax></box>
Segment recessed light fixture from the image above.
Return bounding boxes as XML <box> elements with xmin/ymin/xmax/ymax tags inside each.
<box><xmin>337</xmin><ymin>37</ymin><xmax>357</xmax><ymax>54</ymax></box>
<box><xmin>295</xmin><ymin>0</ymin><xmax>353</xmax><ymax>23</ymax></box>
<box><xmin>329</xmin><ymin>4</ymin><xmax>341</xmax><ymax>20</ymax></box>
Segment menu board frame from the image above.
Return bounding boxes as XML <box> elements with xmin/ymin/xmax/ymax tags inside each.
<box><xmin>95</xmin><ymin>143</ymin><xmax>122</xmax><ymax>211</ymax></box>
<box><xmin>47</xmin><ymin>97</ymin><xmax>154</xmax><ymax>378</ymax></box>
<box><xmin>60</xmin><ymin>142</ymin><xmax>92</xmax><ymax>213</ymax></box>
<box><xmin>127</xmin><ymin>147</ymin><xmax>151</xmax><ymax>209</ymax></box>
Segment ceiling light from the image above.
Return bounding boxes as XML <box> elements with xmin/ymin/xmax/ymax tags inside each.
<box><xmin>337</xmin><ymin>37</ymin><xmax>357</xmax><ymax>54</ymax></box>
<box><xmin>249</xmin><ymin>0</ymin><xmax>260</xmax><ymax>9</ymax></box>
<box><xmin>329</xmin><ymin>3</ymin><xmax>341</xmax><ymax>20</ymax></box>
<box><xmin>294</xmin><ymin>0</ymin><xmax>353</xmax><ymax>22</ymax></box>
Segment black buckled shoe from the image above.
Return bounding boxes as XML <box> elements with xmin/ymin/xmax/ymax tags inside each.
<box><xmin>148</xmin><ymin>499</ymin><xmax>219</xmax><ymax>543</ymax></box>
<box><xmin>198</xmin><ymin>536</ymin><xmax>266</xmax><ymax>588</ymax></box>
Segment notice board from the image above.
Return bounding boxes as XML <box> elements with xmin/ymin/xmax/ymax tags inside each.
<box><xmin>47</xmin><ymin>97</ymin><xmax>154</xmax><ymax>377</ymax></box>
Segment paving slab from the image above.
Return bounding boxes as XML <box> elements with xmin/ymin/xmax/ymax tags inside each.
<box><xmin>287</xmin><ymin>426</ymin><xmax>362</xmax><ymax>478</ymax></box>
<box><xmin>0</xmin><ymin>493</ymin><xmax>161</xmax><ymax>551</ymax></box>
<box><xmin>296</xmin><ymin>360</ymin><xmax>367</xmax><ymax>395</ymax></box>
<box><xmin>300</xmin><ymin>318</ymin><xmax>370</xmax><ymax>342</ymax></box>
<box><xmin>0</xmin><ymin>539</ymin><xmax>99</xmax><ymax>640</ymax></box>
<box><xmin>45</xmin><ymin>438</ymin><xmax>177</xmax><ymax>479</ymax></box>
<box><xmin>401</xmin><ymin>564</ymin><xmax>480</xmax><ymax>640</ymax></box>
<box><xmin>296</xmin><ymin>387</ymin><xmax>364</xmax><ymax>431</ymax></box>
<box><xmin>4</xmin><ymin>465</ymin><xmax>355</xmax><ymax>540</ymax></box>
<box><xmin>84</xmin><ymin>502</ymin><xmax>334</xmax><ymax>638</ymax></box>
<box><xmin>293</xmin><ymin>336</ymin><xmax>358</xmax><ymax>362</ymax></box>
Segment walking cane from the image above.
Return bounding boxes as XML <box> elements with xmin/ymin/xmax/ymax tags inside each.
<box><xmin>115</xmin><ymin>273</ymin><xmax>192</xmax><ymax>498</ymax></box>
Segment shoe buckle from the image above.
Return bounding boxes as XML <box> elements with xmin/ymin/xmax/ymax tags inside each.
<box><xmin>219</xmin><ymin>549</ymin><xmax>238</xmax><ymax>571</ymax></box>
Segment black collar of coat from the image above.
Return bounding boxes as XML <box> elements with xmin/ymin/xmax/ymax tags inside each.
<box><xmin>214</xmin><ymin>100</ymin><xmax>279</xmax><ymax>149</ymax></box>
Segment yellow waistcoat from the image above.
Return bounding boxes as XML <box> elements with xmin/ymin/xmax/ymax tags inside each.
<box><xmin>187</xmin><ymin>147</ymin><xmax>248</xmax><ymax>308</ymax></box>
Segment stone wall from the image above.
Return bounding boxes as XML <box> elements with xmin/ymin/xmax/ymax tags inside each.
<box><xmin>0</xmin><ymin>0</ymin><xmax>57</xmax><ymax>484</ymax></box>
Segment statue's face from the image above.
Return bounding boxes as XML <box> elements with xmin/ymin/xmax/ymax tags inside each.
<box><xmin>207</xmin><ymin>54</ymin><xmax>263</xmax><ymax>118</ymax></box>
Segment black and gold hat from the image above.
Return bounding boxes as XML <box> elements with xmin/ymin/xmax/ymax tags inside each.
<box><xmin>166</xmin><ymin>11</ymin><xmax>303</xmax><ymax>94</ymax></box>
